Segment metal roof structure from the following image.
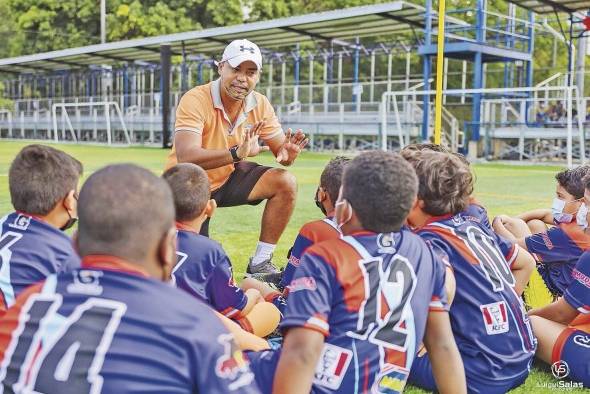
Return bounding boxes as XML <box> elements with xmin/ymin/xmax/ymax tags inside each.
<box><xmin>507</xmin><ymin>0</ymin><xmax>590</xmax><ymax>14</ymax></box>
<box><xmin>0</xmin><ymin>1</ymin><xmax>446</xmax><ymax>75</ymax></box>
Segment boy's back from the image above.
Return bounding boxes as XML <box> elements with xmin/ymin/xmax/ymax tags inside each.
<box><xmin>251</xmin><ymin>229</ymin><xmax>447</xmax><ymax>393</ymax></box>
<box><xmin>0</xmin><ymin>258</ymin><xmax>257</xmax><ymax>394</ymax></box>
<box><xmin>280</xmin><ymin>217</ymin><xmax>340</xmax><ymax>291</ymax></box>
<box><xmin>174</xmin><ymin>227</ymin><xmax>247</xmax><ymax>317</ymax></box>
<box><xmin>0</xmin><ymin>212</ymin><xmax>79</xmax><ymax>312</ymax></box>
<box><xmin>417</xmin><ymin>212</ymin><xmax>536</xmax><ymax>383</ymax></box>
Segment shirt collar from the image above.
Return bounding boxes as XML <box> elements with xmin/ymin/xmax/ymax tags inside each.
<box><xmin>175</xmin><ymin>221</ymin><xmax>199</xmax><ymax>234</ymax></box>
<box><xmin>81</xmin><ymin>255</ymin><xmax>150</xmax><ymax>277</ymax></box>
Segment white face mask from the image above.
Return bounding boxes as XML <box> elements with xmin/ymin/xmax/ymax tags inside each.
<box><xmin>576</xmin><ymin>203</ymin><xmax>589</xmax><ymax>229</ymax></box>
<box><xmin>552</xmin><ymin>198</ymin><xmax>574</xmax><ymax>223</ymax></box>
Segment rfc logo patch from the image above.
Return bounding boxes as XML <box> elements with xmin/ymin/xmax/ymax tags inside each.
<box><xmin>480</xmin><ymin>301</ymin><xmax>509</xmax><ymax>335</ymax></box>
<box><xmin>373</xmin><ymin>365</ymin><xmax>409</xmax><ymax>394</ymax></box>
<box><xmin>313</xmin><ymin>343</ymin><xmax>352</xmax><ymax>390</ymax></box>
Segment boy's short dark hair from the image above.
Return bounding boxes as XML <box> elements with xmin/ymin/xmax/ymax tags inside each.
<box><xmin>402</xmin><ymin>143</ymin><xmax>450</xmax><ymax>153</ymax></box>
<box><xmin>404</xmin><ymin>150</ymin><xmax>473</xmax><ymax>216</ymax></box>
<box><xmin>162</xmin><ymin>163</ymin><xmax>211</xmax><ymax>221</ymax></box>
<box><xmin>342</xmin><ymin>151</ymin><xmax>417</xmax><ymax>233</ymax></box>
<box><xmin>9</xmin><ymin>144</ymin><xmax>83</xmax><ymax>215</ymax></box>
<box><xmin>78</xmin><ymin>164</ymin><xmax>174</xmax><ymax>261</ymax></box>
<box><xmin>320</xmin><ymin>156</ymin><xmax>350</xmax><ymax>203</ymax></box>
<box><xmin>557</xmin><ymin>165</ymin><xmax>590</xmax><ymax>199</ymax></box>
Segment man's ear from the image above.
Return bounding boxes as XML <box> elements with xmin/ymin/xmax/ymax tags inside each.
<box><xmin>158</xmin><ymin>227</ymin><xmax>177</xmax><ymax>281</ymax></box>
<box><xmin>63</xmin><ymin>189</ymin><xmax>77</xmax><ymax>216</ymax></box>
<box><xmin>217</xmin><ymin>61</ymin><xmax>224</xmax><ymax>75</ymax></box>
<box><xmin>204</xmin><ymin>199</ymin><xmax>217</xmax><ymax>219</ymax></box>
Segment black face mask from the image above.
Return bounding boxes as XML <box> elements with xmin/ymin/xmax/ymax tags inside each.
<box><xmin>314</xmin><ymin>187</ymin><xmax>327</xmax><ymax>215</ymax></box>
<box><xmin>60</xmin><ymin>214</ymin><xmax>78</xmax><ymax>231</ymax></box>
<box><xmin>60</xmin><ymin>192</ymin><xmax>79</xmax><ymax>231</ymax></box>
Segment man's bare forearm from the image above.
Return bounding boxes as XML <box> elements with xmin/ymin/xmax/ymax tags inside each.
<box><xmin>177</xmin><ymin>147</ymin><xmax>234</xmax><ymax>169</ymax></box>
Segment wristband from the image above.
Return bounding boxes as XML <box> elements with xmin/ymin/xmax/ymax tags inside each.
<box><xmin>229</xmin><ymin>145</ymin><xmax>242</xmax><ymax>162</ymax></box>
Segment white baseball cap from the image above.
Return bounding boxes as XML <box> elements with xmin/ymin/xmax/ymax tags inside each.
<box><xmin>221</xmin><ymin>39</ymin><xmax>263</xmax><ymax>70</ymax></box>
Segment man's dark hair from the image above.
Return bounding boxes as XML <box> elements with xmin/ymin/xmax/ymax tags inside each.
<box><xmin>162</xmin><ymin>163</ymin><xmax>211</xmax><ymax>221</ymax></box>
<box><xmin>77</xmin><ymin>164</ymin><xmax>175</xmax><ymax>262</ymax></box>
<box><xmin>320</xmin><ymin>156</ymin><xmax>350</xmax><ymax>203</ymax></box>
<box><xmin>556</xmin><ymin>165</ymin><xmax>590</xmax><ymax>199</ymax></box>
<box><xmin>9</xmin><ymin>144</ymin><xmax>83</xmax><ymax>215</ymax></box>
<box><xmin>405</xmin><ymin>150</ymin><xmax>473</xmax><ymax>216</ymax></box>
<box><xmin>342</xmin><ymin>151</ymin><xmax>417</xmax><ymax>232</ymax></box>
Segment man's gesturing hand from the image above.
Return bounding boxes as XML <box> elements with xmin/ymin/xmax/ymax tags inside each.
<box><xmin>236</xmin><ymin>121</ymin><xmax>270</xmax><ymax>159</ymax></box>
<box><xmin>276</xmin><ymin>129</ymin><xmax>308</xmax><ymax>166</ymax></box>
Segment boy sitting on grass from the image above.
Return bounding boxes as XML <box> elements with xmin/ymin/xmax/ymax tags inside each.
<box><xmin>493</xmin><ymin>166</ymin><xmax>590</xmax><ymax>297</ymax></box>
<box><xmin>163</xmin><ymin>163</ymin><xmax>285</xmax><ymax>337</ymax></box>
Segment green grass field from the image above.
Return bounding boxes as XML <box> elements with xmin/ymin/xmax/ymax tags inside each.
<box><xmin>0</xmin><ymin>140</ymin><xmax>586</xmax><ymax>393</ymax></box>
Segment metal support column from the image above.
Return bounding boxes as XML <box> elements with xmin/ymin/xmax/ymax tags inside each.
<box><xmin>161</xmin><ymin>44</ymin><xmax>172</xmax><ymax>149</ymax></box>
<box><xmin>421</xmin><ymin>0</ymin><xmax>433</xmax><ymax>141</ymax></box>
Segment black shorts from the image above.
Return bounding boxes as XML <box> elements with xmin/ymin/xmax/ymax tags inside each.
<box><xmin>200</xmin><ymin>161</ymin><xmax>271</xmax><ymax>236</ymax></box>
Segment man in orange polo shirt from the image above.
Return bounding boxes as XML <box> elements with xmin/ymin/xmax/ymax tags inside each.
<box><xmin>164</xmin><ymin>39</ymin><xmax>308</xmax><ymax>278</ymax></box>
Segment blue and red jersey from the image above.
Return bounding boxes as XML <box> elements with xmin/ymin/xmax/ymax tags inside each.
<box><xmin>280</xmin><ymin>230</ymin><xmax>448</xmax><ymax>393</ymax></box>
<box><xmin>173</xmin><ymin>224</ymin><xmax>248</xmax><ymax>319</ymax></box>
<box><xmin>554</xmin><ymin>251</ymin><xmax>590</xmax><ymax>353</ymax></box>
<box><xmin>0</xmin><ymin>212</ymin><xmax>80</xmax><ymax>313</ymax></box>
<box><xmin>417</xmin><ymin>212</ymin><xmax>536</xmax><ymax>385</ymax></box>
<box><xmin>0</xmin><ymin>256</ymin><xmax>258</xmax><ymax>394</ymax></box>
<box><xmin>280</xmin><ymin>217</ymin><xmax>340</xmax><ymax>292</ymax></box>
<box><xmin>525</xmin><ymin>221</ymin><xmax>590</xmax><ymax>295</ymax></box>
<box><xmin>463</xmin><ymin>202</ymin><xmax>491</xmax><ymax>229</ymax></box>
<box><xmin>551</xmin><ymin>251</ymin><xmax>590</xmax><ymax>385</ymax></box>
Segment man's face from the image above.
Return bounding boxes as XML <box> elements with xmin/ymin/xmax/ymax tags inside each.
<box><xmin>218</xmin><ymin>60</ymin><xmax>260</xmax><ymax>101</ymax></box>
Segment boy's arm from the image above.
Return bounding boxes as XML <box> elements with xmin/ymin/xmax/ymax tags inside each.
<box><xmin>492</xmin><ymin>216</ymin><xmax>529</xmax><ymax>249</ymax></box>
<box><xmin>272</xmin><ymin>328</ymin><xmax>324</xmax><ymax>394</ymax></box>
<box><xmin>509</xmin><ymin>247</ymin><xmax>536</xmax><ymax>295</ymax></box>
<box><xmin>529</xmin><ymin>298</ymin><xmax>579</xmax><ymax>325</ymax></box>
<box><xmin>517</xmin><ymin>209</ymin><xmax>553</xmax><ymax>225</ymax></box>
<box><xmin>423</xmin><ymin>311</ymin><xmax>466</xmax><ymax>394</ymax></box>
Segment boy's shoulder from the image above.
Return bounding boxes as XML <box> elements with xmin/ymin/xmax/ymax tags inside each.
<box><xmin>299</xmin><ymin>217</ymin><xmax>339</xmax><ymax>242</ymax></box>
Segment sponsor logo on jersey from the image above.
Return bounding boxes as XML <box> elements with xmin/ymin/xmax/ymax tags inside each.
<box><xmin>573</xmin><ymin>334</ymin><xmax>590</xmax><ymax>349</ymax></box>
<box><xmin>9</xmin><ymin>214</ymin><xmax>31</xmax><ymax>231</ymax></box>
<box><xmin>215</xmin><ymin>334</ymin><xmax>254</xmax><ymax>389</ymax></box>
<box><xmin>480</xmin><ymin>301</ymin><xmax>509</xmax><ymax>335</ymax></box>
<box><xmin>541</xmin><ymin>232</ymin><xmax>554</xmax><ymax>250</ymax></box>
<box><xmin>377</xmin><ymin>233</ymin><xmax>396</xmax><ymax>254</ymax></box>
<box><xmin>288</xmin><ymin>254</ymin><xmax>301</xmax><ymax>268</ymax></box>
<box><xmin>572</xmin><ymin>268</ymin><xmax>590</xmax><ymax>289</ymax></box>
<box><xmin>287</xmin><ymin>276</ymin><xmax>317</xmax><ymax>293</ymax></box>
<box><xmin>313</xmin><ymin>343</ymin><xmax>352</xmax><ymax>390</ymax></box>
<box><xmin>67</xmin><ymin>270</ymin><xmax>104</xmax><ymax>295</ymax></box>
<box><xmin>373</xmin><ymin>364</ymin><xmax>409</xmax><ymax>394</ymax></box>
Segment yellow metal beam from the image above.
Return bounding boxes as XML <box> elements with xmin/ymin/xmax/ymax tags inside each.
<box><xmin>434</xmin><ymin>0</ymin><xmax>446</xmax><ymax>145</ymax></box>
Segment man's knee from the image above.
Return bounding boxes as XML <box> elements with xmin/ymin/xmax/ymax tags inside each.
<box><xmin>271</xmin><ymin>169</ymin><xmax>297</xmax><ymax>195</ymax></box>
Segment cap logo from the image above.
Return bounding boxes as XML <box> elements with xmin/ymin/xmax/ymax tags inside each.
<box><xmin>240</xmin><ymin>45</ymin><xmax>256</xmax><ymax>54</ymax></box>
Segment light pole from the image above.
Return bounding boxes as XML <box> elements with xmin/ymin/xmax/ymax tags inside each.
<box><xmin>100</xmin><ymin>0</ymin><xmax>106</xmax><ymax>44</ymax></box>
